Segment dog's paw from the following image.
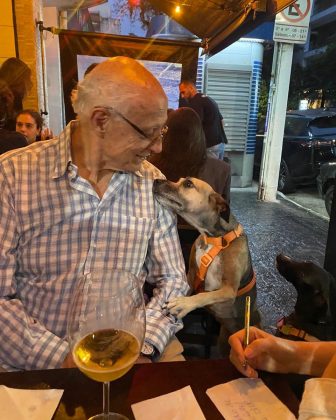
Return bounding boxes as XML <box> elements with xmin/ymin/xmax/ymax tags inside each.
<box><xmin>167</xmin><ymin>297</ymin><xmax>194</xmax><ymax>318</ymax></box>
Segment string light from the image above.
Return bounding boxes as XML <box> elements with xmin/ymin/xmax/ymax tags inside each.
<box><xmin>175</xmin><ymin>4</ymin><xmax>181</xmax><ymax>14</ymax></box>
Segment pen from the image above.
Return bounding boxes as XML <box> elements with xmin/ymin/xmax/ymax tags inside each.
<box><xmin>242</xmin><ymin>296</ymin><xmax>250</xmax><ymax>368</ymax></box>
<box><xmin>243</xmin><ymin>295</ymin><xmax>251</xmax><ymax>348</ymax></box>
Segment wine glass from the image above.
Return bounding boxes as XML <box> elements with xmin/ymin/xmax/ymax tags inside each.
<box><xmin>67</xmin><ymin>270</ymin><xmax>146</xmax><ymax>420</ymax></box>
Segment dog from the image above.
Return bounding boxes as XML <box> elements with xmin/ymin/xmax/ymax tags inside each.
<box><xmin>153</xmin><ymin>177</ymin><xmax>260</xmax><ymax>352</ymax></box>
<box><xmin>276</xmin><ymin>254</ymin><xmax>336</xmax><ymax>341</ymax></box>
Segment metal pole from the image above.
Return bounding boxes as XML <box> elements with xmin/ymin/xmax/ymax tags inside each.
<box><xmin>36</xmin><ymin>21</ymin><xmax>48</xmax><ymax>116</ymax></box>
<box><xmin>258</xmin><ymin>41</ymin><xmax>294</xmax><ymax>202</ymax></box>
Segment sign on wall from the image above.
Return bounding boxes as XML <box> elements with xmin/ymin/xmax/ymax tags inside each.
<box><xmin>273</xmin><ymin>0</ymin><xmax>314</xmax><ymax>44</ymax></box>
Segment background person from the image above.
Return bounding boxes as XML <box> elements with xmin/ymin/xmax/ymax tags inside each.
<box><xmin>0</xmin><ymin>80</ymin><xmax>27</xmax><ymax>154</ymax></box>
<box><xmin>150</xmin><ymin>107</ymin><xmax>231</xmax><ymax>270</ymax></box>
<box><xmin>15</xmin><ymin>109</ymin><xmax>53</xmax><ymax>144</ymax></box>
<box><xmin>179</xmin><ymin>80</ymin><xmax>228</xmax><ymax>160</ymax></box>
<box><xmin>150</xmin><ymin>107</ymin><xmax>231</xmax><ymax>201</ymax></box>
<box><xmin>0</xmin><ymin>57</ymin><xmax>189</xmax><ymax>371</ymax></box>
<box><xmin>0</xmin><ymin>58</ymin><xmax>32</xmax><ymax>129</ymax></box>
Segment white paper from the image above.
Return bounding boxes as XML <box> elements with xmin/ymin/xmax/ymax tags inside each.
<box><xmin>131</xmin><ymin>385</ymin><xmax>206</xmax><ymax>420</ymax></box>
<box><xmin>0</xmin><ymin>385</ymin><xmax>63</xmax><ymax>420</ymax></box>
<box><xmin>206</xmin><ymin>378</ymin><xmax>296</xmax><ymax>420</ymax></box>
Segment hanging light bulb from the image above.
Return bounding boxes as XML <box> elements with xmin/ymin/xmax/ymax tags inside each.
<box><xmin>175</xmin><ymin>4</ymin><xmax>181</xmax><ymax>14</ymax></box>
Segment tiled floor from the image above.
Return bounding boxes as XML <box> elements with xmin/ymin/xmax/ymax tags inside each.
<box><xmin>180</xmin><ymin>187</ymin><xmax>329</xmax><ymax>359</ymax></box>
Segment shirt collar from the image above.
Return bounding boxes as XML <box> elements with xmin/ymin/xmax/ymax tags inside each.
<box><xmin>52</xmin><ymin>121</ymin><xmax>74</xmax><ymax>179</ymax></box>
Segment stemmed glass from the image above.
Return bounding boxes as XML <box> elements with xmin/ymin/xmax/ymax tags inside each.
<box><xmin>67</xmin><ymin>270</ymin><xmax>146</xmax><ymax>420</ymax></box>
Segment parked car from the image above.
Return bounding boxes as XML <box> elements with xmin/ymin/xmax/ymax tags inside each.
<box><xmin>254</xmin><ymin>109</ymin><xmax>336</xmax><ymax>193</ymax></box>
<box><xmin>317</xmin><ymin>162</ymin><xmax>336</xmax><ymax>216</ymax></box>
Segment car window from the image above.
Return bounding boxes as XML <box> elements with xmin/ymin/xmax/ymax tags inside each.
<box><xmin>309</xmin><ymin>116</ymin><xmax>336</xmax><ymax>136</ymax></box>
<box><xmin>284</xmin><ymin>117</ymin><xmax>309</xmax><ymax>136</ymax></box>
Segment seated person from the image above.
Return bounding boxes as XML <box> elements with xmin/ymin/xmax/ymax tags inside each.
<box><xmin>229</xmin><ymin>327</ymin><xmax>336</xmax><ymax>419</ymax></box>
<box><xmin>150</xmin><ymin>107</ymin><xmax>231</xmax><ymax>268</ymax></box>
<box><xmin>0</xmin><ymin>80</ymin><xmax>27</xmax><ymax>154</ymax></box>
<box><xmin>16</xmin><ymin>109</ymin><xmax>53</xmax><ymax>143</ymax></box>
<box><xmin>150</xmin><ymin>107</ymin><xmax>231</xmax><ymax>202</ymax></box>
<box><xmin>0</xmin><ymin>57</ymin><xmax>32</xmax><ymax>125</ymax></box>
<box><xmin>0</xmin><ymin>129</ymin><xmax>27</xmax><ymax>154</ymax></box>
<box><xmin>0</xmin><ymin>57</ymin><xmax>189</xmax><ymax>371</ymax></box>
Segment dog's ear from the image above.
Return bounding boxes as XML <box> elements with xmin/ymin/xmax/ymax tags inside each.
<box><xmin>209</xmin><ymin>193</ymin><xmax>230</xmax><ymax>222</ymax></box>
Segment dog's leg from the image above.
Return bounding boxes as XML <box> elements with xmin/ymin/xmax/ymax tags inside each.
<box><xmin>167</xmin><ymin>286</ymin><xmax>236</xmax><ymax>318</ymax></box>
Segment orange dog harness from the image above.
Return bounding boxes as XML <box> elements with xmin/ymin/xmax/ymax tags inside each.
<box><xmin>194</xmin><ymin>223</ymin><xmax>256</xmax><ymax>295</ymax></box>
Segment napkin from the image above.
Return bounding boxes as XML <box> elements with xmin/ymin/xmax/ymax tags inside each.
<box><xmin>0</xmin><ymin>385</ymin><xmax>63</xmax><ymax>420</ymax></box>
<box><xmin>131</xmin><ymin>385</ymin><xmax>206</xmax><ymax>420</ymax></box>
<box><xmin>206</xmin><ymin>378</ymin><xmax>296</xmax><ymax>420</ymax></box>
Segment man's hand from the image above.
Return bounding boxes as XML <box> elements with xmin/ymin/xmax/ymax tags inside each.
<box><xmin>40</xmin><ymin>128</ymin><xmax>53</xmax><ymax>141</ymax></box>
<box><xmin>61</xmin><ymin>352</ymin><xmax>76</xmax><ymax>368</ymax></box>
<box><xmin>136</xmin><ymin>355</ymin><xmax>152</xmax><ymax>364</ymax></box>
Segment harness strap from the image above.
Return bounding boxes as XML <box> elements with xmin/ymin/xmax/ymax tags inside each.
<box><xmin>194</xmin><ymin>224</ymin><xmax>244</xmax><ymax>292</ymax></box>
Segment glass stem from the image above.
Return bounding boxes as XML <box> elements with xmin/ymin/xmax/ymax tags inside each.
<box><xmin>103</xmin><ymin>381</ymin><xmax>110</xmax><ymax>418</ymax></box>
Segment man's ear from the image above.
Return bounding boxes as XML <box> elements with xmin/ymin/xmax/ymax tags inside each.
<box><xmin>90</xmin><ymin>108</ymin><xmax>110</xmax><ymax>136</ymax></box>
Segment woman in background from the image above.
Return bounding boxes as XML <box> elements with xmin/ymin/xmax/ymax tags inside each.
<box><xmin>0</xmin><ymin>80</ymin><xmax>27</xmax><ymax>154</ymax></box>
<box><xmin>150</xmin><ymin>107</ymin><xmax>231</xmax><ymax>201</ymax></box>
<box><xmin>0</xmin><ymin>58</ymin><xmax>32</xmax><ymax>127</ymax></box>
<box><xmin>150</xmin><ymin>107</ymin><xmax>231</xmax><ymax>270</ymax></box>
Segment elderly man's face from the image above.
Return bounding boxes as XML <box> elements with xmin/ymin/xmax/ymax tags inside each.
<box><xmin>102</xmin><ymin>96</ymin><xmax>168</xmax><ymax>172</ymax></box>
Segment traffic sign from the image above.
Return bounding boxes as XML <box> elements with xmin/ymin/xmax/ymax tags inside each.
<box><xmin>273</xmin><ymin>0</ymin><xmax>314</xmax><ymax>44</ymax></box>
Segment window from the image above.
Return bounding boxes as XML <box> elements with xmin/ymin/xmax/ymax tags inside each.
<box><xmin>284</xmin><ymin>117</ymin><xmax>309</xmax><ymax>136</ymax></box>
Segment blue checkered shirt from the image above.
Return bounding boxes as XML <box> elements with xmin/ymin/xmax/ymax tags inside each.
<box><xmin>0</xmin><ymin>122</ymin><xmax>188</xmax><ymax>371</ymax></box>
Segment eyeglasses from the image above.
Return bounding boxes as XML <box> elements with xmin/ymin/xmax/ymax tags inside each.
<box><xmin>96</xmin><ymin>106</ymin><xmax>168</xmax><ymax>143</ymax></box>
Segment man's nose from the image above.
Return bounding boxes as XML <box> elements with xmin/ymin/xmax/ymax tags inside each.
<box><xmin>149</xmin><ymin>137</ymin><xmax>162</xmax><ymax>154</ymax></box>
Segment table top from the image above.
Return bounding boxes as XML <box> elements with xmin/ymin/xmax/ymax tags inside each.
<box><xmin>0</xmin><ymin>358</ymin><xmax>300</xmax><ymax>419</ymax></box>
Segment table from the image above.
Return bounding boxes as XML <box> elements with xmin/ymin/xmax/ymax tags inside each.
<box><xmin>0</xmin><ymin>358</ymin><xmax>300</xmax><ymax>419</ymax></box>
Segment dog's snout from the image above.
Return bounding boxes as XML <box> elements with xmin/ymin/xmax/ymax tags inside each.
<box><xmin>276</xmin><ymin>254</ymin><xmax>291</xmax><ymax>267</ymax></box>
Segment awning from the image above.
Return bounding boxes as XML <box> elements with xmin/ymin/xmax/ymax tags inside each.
<box><xmin>148</xmin><ymin>0</ymin><xmax>297</xmax><ymax>55</ymax></box>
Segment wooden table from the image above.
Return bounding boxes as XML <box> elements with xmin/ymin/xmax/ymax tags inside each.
<box><xmin>0</xmin><ymin>358</ymin><xmax>300</xmax><ymax>419</ymax></box>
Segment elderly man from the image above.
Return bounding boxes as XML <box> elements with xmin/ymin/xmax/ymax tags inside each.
<box><xmin>0</xmin><ymin>57</ymin><xmax>189</xmax><ymax>371</ymax></box>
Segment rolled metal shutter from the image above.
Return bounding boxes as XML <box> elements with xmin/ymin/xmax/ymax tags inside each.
<box><xmin>205</xmin><ymin>66</ymin><xmax>251</xmax><ymax>152</ymax></box>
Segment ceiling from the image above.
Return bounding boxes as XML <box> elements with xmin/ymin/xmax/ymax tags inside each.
<box><xmin>43</xmin><ymin>0</ymin><xmax>107</xmax><ymax>10</ymax></box>
<box><xmin>148</xmin><ymin>0</ymin><xmax>297</xmax><ymax>54</ymax></box>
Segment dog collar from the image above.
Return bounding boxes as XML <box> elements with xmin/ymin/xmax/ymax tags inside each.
<box><xmin>195</xmin><ymin>224</ymin><xmax>251</xmax><ymax>293</ymax></box>
<box><xmin>276</xmin><ymin>316</ymin><xmax>320</xmax><ymax>342</ymax></box>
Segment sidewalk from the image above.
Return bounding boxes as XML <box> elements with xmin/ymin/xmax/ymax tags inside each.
<box><xmin>231</xmin><ymin>185</ymin><xmax>329</xmax><ymax>331</ymax></box>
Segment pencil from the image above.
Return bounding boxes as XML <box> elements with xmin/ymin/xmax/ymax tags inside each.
<box><xmin>243</xmin><ymin>295</ymin><xmax>251</xmax><ymax>349</ymax></box>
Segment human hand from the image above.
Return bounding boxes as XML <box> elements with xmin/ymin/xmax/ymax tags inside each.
<box><xmin>323</xmin><ymin>353</ymin><xmax>336</xmax><ymax>379</ymax></box>
<box><xmin>61</xmin><ymin>352</ymin><xmax>76</xmax><ymax>368</ymax></box>
<box><xmin>136</xmin><ymin>355</ymin><xmax>153</xmax><ymax>364</ymax></box>
<box><xmin>40</xmin><ymin>127</ymin><xmax>53</xmax><ymax>140</ymax></box>
<box><xmin>229</xmin><ymin>326</ymin><xmax>297</xmax><ymax>378</ymax></box>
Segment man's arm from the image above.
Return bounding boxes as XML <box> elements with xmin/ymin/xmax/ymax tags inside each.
<box><xmin>0</xmin><ymin>166</ymin><xmax>68</xmax><ymax>370</ymax></box>
<box><xmin>143</xmin><ymin>203</ymin><xmax>189</xmax><ymax>355</ymax></box>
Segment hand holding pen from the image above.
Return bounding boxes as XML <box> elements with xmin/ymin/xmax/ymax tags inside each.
<box><xmin>228</xmin><ymin>323</ymin><xmax>298</xmax><ymax>378</ymax></box>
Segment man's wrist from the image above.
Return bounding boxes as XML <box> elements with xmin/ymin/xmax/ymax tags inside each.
<box><xmin>141</xmin><ymin>342</ymin><xmax>160</xmax><ymax>361</ymax></box>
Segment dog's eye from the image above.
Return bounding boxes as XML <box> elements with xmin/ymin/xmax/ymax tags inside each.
<box><xmin>183</xmin><ymin>179</ymin><xmax>194</xmax><ymax>189</ymax></box>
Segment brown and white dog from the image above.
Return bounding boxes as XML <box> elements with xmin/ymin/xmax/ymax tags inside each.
<box><xmin>154</xmin><ymin>177</ymin><xmax>260</xmax><ymax>352</ymax></box>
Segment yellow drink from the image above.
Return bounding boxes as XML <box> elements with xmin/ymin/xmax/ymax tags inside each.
<box><xmin>73</xmin><ymin>329</ymin><xmax>140</xmax><ymax>382</ymax></box>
